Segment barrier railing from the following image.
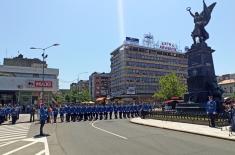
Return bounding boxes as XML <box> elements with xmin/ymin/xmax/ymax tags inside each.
<box><xmin>145</xmin><ymin>111</ymin><xmax>229</xmax><ymax>127</ymax></box>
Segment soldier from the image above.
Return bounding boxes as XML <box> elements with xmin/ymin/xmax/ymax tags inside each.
<box><xmin>99</xmin><ymin>105</ymin><xmax>103</xmax><ymax>120</ymax></box>
<box><xmin>53</xmin><ymin>105</ymin><xmax>58</xmax><ymax>123</ymax></box>
<box><xmin>104</xmin><ymin>105</ymin><xmax>108</xmax><ymax>120</ymax></box>
<box><xmin>113</xmin><ymin>104</ymin><xmax>118</xmax><ymax>119</ymax></box>
<box><xmin>0</xmin><ymin>105</ymin><xmax>5</xmax><ymax>125</ymax></box>
<box><xmin>108</xmin><ymin>104</ymin><xmax>113</xmax><ymax>120</ymax></box>
<box><xmin>118</xmin><ymin>104</ymin><xmax>123</xmax><ymax>119</ymax></box>
<box><xmin>30</xmin><ymin>104</ymin><xmax>36</xmax><ymax>122</ymax></box>
<box><xmin>39</xmin><ymin>103</ymin><xmax>48</xmax><ymax>136</ymax></box>
<box><xmin>11</xmin><ymin>105</ymin><xmax>18</xmax><ymax>124</ymax></box>
<box><xmin>59</xmin><ymin>105</ymin><xmax>65</xmax><ymax>122</ymax></box>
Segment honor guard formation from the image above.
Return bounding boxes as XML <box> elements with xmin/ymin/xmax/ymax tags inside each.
<box><xmin>39</xmin><ymin>103</ymin><xmax>154</xmax><ymax>124</ymax></box>
<box><xmin>0</xmin><ymin>104</ymin><xmax>20</xmax><ymax>125</ymax></box>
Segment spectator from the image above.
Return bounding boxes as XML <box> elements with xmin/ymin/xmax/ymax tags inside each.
<box><xmin>206</xmin><ymin>95</ymin><xmax>217</xmax><ymax>127</ymax></box>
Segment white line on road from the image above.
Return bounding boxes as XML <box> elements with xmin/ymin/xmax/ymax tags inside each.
<box><xmin>0</xmin><ymin>136</ymin><xmax>27</xmax><ymax>142</ymax></box>
<box><xmin>0</xmin><ymin>140</ymin><xmax>19</xmax><ymax>148</ymax></box>
<box><xmin>35</xmin><ymin>150</ymin><xmax>45</xmax><ymax>155</ymax></box>
<box><xmin>91</xmin><ymin>121</ymin><xmax>128</xmax><ymax>140</ymax></box>
<box><xmin>2</xmin><ymin>141</ymin><xmax>37</xmax><ymax>155</ymax></box>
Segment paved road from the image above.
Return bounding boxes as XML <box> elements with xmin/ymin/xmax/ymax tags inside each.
<box><xmin>0</xmin><ymin>122</ymin><xmax>47</xmax><ymax>155</ymax></box>
<box><xmin>44</xmin><ymin>119</ymin><xmax>235</xmax><ymax>155</ymax></box>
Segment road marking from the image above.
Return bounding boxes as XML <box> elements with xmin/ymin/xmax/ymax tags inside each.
<box><xmin>0</xmin><ymin>140</ymin><xmax>19</xmax><ymax>148</ymax></box>
<box><xmin>35</xmin><ymin>150</ymin><xmax>45</xmax><ymax>155</ymax></box>
<box><xmin>91</xmin><ymin>121</ymin><xmax>128</xmax><ymax>140</ymax></box>
<box><xmin>24</xmin><ymin>137</ymin><xmax>50</xmax><ymax>155</ymax></box>
<box><xmin>0</xmin><ymin>134</ymin><xmax>27</xmax><ymax>138</ymax></box>
<box><xmin>3</xmin><ymin>141</ymin><xmax>37</xmax><ymax>155</ymax></box>
<box><xmin>0</xmin><ymin>136</ymin><xmax>27</xmax><ymax>142</ymax></box>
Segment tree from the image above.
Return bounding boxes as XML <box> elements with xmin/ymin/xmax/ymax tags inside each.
<box><xmin>153</xmin><ymin>73</ymin><xmax>187</xmax><ymax>101</ymax></box>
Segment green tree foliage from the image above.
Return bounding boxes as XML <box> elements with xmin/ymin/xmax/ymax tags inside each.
<box><xmin>55</xmin><ymin>89</ymin><xmax>92</xmax><ymax>103</ymax></box>
<box><xmin>153</xmin><ymin>73</ymin><xmax>187</xmax><ymax>101</ymax></box>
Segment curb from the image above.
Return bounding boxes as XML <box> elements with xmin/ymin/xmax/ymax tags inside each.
<box><xmin>130</xmin><ymin>119</ymin><xmax>235</xmax><ymax>142</ymax></box>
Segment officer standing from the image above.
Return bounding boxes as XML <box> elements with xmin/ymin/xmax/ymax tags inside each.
<box><xmin>40</xmin><ymin>103</ymin><xmax>48</xmax><ymax>136</ymax></box>
<box><xmin>206</xmin><ymin>95</ymin><xmax>217</xmax><ymax>127</ymax></box>
<box><xmin>11</xmin><ymin>105</ymin><xmax>18</xmax><ymax>124</ymax></box>
<box><xmin>30</xmin><ymin>104</ymin><xmax>36</xmax><ymax>122</ymax></box>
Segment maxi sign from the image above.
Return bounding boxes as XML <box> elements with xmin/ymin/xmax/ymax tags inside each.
<box><xmin>159</xmin><ymin>42</ymin><xmax>177</xmax><ymax>52</ymax></box>
<box><xmin>35</xmin><ymin>81</ymin><xmax>53</xmax><ymax>88</ymax></box>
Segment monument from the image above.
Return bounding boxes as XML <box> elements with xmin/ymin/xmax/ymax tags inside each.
<box><xmin>178</xmin><ymin>0</ymin><xmax>223</xmax><ymax>112</ymax></box>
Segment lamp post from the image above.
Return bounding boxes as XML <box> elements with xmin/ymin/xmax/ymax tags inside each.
<box><xmin>77</xmin><ymin>72</ymin><xmax>89</xmax><ymax>92</ymax></box>
<box><xmin>30</xmin><ymin>44</ymin><xmax>59</xmax><ymax>104</ymax></box>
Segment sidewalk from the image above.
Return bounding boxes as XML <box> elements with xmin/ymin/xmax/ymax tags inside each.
<box><xmin>130</xmin><ymin>117</ymin><xmax>235</xmax><ymax>141</ymax></box>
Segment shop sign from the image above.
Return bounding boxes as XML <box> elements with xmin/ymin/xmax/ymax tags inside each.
<box><xmin>35</xmin><ymin>81</ymin><xmax>53</xmax><ymax>88</ymax></box>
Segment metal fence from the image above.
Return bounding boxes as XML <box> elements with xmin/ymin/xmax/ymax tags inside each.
<box><xmin>145</xmin><ymin>111</ymin><xmax>229</xmax><ymax>127</ymax></box>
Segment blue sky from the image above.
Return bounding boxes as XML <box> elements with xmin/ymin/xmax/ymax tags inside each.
<box><xmin>0</xmin><ymin>0</ymin><xmax>234</xmax><ymax>89</ymax></box>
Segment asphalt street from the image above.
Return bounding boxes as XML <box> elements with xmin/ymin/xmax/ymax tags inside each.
<box><xmin>40</xmin><ymin>119</ymin><xmax>235</xmax><ymax>155</ymax></box>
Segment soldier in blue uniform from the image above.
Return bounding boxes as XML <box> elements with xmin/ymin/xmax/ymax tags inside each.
<box><xmin>113</xmin><ymin>104</ymin><xmax>118</xmax><ymax>119</ymax></box>
<box><xmin>0</xmin><ymin>105</ymin><xmax>5</xmax><ymax>125</ymax></box>
<box><xmin>30</xmin><ymin>104</ymin><xmax>36</xmax><ymax>122</ymax></box>
<box><xmin>53</xmin><ymin>105</ymin><xmax>58</xmax><ymax>123</ymax></box>
<box><xmin>206</xmin><ymin>96</ymin><xmax>217</xmax><ymax>127</ymax></box>
<box><xmin>99</xmin><ymin>105</ymin><xmax>103</xmax><ymax>120</ymax></box>
<box><xmin>11</xmin><ymin>105</ymin><xmax>18</xmax><ymax>124</ymax></box>
<box><xmin>40</xmin><ymin>104</ymin><xmax>48</xmax><ymax>136</ymax></box>
<box><xmin>118</xmin><ymin>104</ymin><xmax>123</xmax><ymax>119</ymax></box>
<box><xmin>59</xmin><ymin>105</ymin><xmax>65</xmax><ymax>122</ymax></box>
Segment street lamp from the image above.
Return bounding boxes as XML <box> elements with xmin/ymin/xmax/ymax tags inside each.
<box><xmin>77</xmin><ymin>72</ymin><xmax>89</xmax><ymax>91</ymax></box>
<box><xmin>30</xmin><ymin>43</ymin><xmax>60</xmax><ymax>104</ymax></box>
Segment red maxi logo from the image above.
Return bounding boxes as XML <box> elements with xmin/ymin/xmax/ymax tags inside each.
<box><xmin>34</xmin><ymin>81</ymin><xmax>53</xmax><ymax>88</ymax></box>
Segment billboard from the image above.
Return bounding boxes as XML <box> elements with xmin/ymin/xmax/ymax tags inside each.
<box><xmin>159</xmin><ymin>42</ymin><xmax>177</xmax><ymax>52</ymax></box>
<box><xmin>125</xmin><ymin>37</ymin><xmax>139</xmax><ymax>45</ymax></box>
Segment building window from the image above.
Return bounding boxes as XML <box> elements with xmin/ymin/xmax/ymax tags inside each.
<box><xmin>33</xmin><ymin>74</ymin><xmax>39</xmax><ymax>78</ymax></box>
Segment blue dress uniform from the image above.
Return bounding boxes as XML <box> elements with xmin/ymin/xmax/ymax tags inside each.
<box><xmin>118</xmin><ymin>105</ymin><xmax>123</xmax><ymax>119</ymax></box>
<box><xmin>40</xmin><ymin>104</ymin><xmax>48</xmax><ymax>136</ymax></box>
<box><xmin>206</xmin><ymin>97</ymin><xmax>217</xmax><ymax>127</ymax></box>
<box><xmin>11</xmin><ymin>106</ymin><xmax>18</xmax><ymax>124</ymax></box>
<box><xmin>108</xmin><ymin>104</ymin><xmax>113</xmax><ymax>120</ymax></box>
<box><xmin>130</xmin><ymin>104</ymin><xmax>134</xmax><ymax>118</ymax></box>
<box><xmin>0</xmin><ymin>107</ymin><xmax>5</xmax><ymax>124</ymax></box>
<box><xmin>59</xmin><ymin>106</ymin><xmax>65</xmax><ymax>122</ymax></box>
<box><xmin>87</xmin><ymin>105</ymin><xmax>92</xmax><ymax>121</ymax></box>
<box><xmin>104</xmin><ymin>105</ymin><xmax>108</xmax><ymax>120</ymax></box>
<box><xmin>113</xmin><ymin>104</ymin><xmax>118</xmax><ymax>119</ymax></box>
<box><xmin>53</xmin><ymin>106</ymin><xmax>58</xmax><ymax>123</ymax></box>
<box><xmin>94</xmin><ymin>105</ymin><xmax>99</xmax><ymax>120</ymax></box>
<box><xmin>99</xmin><ymin>106</ymin><xmax>104</xmax><ymax>120</ymax></box>
<box><xmin>70</xmin><ymin>106</ymin><xmax>75</xmax><ymax>122</ymax></box>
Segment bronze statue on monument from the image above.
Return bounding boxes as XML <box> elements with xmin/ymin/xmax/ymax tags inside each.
<box><xmin>187</xmin><ymin>0</ymin><xmax>216</xmax><ymax>44</ymax></box>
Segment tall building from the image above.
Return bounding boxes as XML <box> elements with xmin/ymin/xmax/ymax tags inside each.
<box><xmin>77</xmin><ymin>80</ymin><xmax>89</xmax><ymax>92</ymax></box>
<box><xmin>70</xmin><ymin>80</ymin><xmax>89</xmax><ymax>92</ymax></box>
<box><xmin>89</xmin><ymin>72</ymin><xmax>111</xmax><ymax>101</ymax></box>
<box><xmin>0</xmin><ymin>54</ymin><xmax>59</xmax><ymax>106</ymax></box>
<box><xmin>110</xmin><ymin>37</ymin><xmax>187</xmax><ymax>103</ymax></box>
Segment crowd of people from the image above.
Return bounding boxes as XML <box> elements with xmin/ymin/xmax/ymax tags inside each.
<box><xmin>0</xmin><ymin>104</ymin><xmax>20</xmax><ymax>125</ymax></box>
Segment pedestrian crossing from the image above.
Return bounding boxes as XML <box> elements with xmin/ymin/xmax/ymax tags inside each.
<box><xmin>0</xmin><ymin>123</ymin><xmax>31</xmax><ymax>144</ymax></box>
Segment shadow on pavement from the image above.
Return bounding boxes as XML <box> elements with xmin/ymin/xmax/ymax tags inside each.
<box><xmin>34</xmin><ymin>134</ymin><xmax>51</xmax><ymax>138</ymax></box>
